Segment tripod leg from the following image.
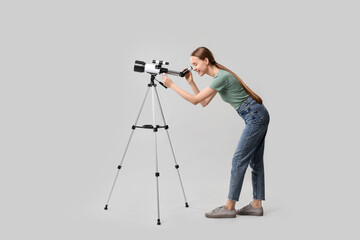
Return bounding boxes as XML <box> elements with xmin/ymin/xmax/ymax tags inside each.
<box><xmin>104</xmin><ymin>87</ymin><xmax>151</xmax><ymax>210</ymax></box>
<box><xmin>152</xmin><ymin>86</ymin><xmax>161</xmax><ymax>225</ymax></box>
<box><xmin>154</xmin><ymin>87</ymin><xmax>189</xmax><ymax>208</ymax></box>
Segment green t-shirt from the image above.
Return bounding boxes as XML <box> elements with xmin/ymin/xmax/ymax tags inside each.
<box><xmin>209</xmin><ymin>69</ymin><xmax>249</xmax><ymax>110</ymax></box>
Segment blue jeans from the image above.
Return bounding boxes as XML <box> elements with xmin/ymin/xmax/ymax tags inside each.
<box><xmin>228</xmin><ymin>96</ymin><xmax>270</xmax><ymax>201</ymax></box>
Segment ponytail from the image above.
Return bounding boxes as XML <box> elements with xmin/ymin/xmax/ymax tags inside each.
<box><xmin>215</xmin><ymin>63</ymin><xmax>263</xmax><ymax>105</ymax></box>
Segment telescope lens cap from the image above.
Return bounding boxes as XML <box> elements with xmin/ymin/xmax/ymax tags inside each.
<box><xmin>134</xmin><ymin>65</ymin><xmax>145</xmax><ymax>73</ymax></box>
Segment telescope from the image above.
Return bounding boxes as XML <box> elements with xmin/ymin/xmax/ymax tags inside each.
<box><xmin>134</xmin><ymin>60</ymin><xmax>192</xmax><ymax>77</ymax></box>
<box><xmin>105</xmin><ymin>59</ymin><xmax>191</xmax><ymax>225</ymax></box>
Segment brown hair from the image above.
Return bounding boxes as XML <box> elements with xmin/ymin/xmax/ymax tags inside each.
<box><xmin>191</xmin><ymin>47</ymin><xmax>263</xmax><ymax>104</ymax></box>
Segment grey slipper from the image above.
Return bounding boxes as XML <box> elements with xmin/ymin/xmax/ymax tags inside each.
<box><xmin>236</xmin><ymin>203</ymin><xmax>263</xmax><ymax>216</ymax></box>
<box><xmin>205</xmin><ymin>206</ymin><xmax>236</xmax><ymax>218</ymax></box>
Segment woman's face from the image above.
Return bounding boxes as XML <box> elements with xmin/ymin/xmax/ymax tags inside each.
<box><xmin>190</xmin><ymin>56</ymin><xmax>208</xmax><ymax>77</ymax></box>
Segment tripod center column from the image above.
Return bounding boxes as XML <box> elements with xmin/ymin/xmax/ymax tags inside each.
<box><xmin>151</xmin><ymin>82</ymin><xmax>161</xmax><ymax>225</ymax></box>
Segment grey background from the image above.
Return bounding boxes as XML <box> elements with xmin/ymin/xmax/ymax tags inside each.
<box><xmin>1</xmin><ymin>0</ymin><xmax>359</xmax><ymax>239</ymax></box>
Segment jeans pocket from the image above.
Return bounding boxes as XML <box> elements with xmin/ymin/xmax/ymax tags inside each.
<box><xmin>249</xmin><ymin>105</ymin><xmax>268</xmax><ymax>124</ymax></box>
<box><xmin>255</xmin><ymin>108</ymin><xmax>270</xmax><ymax>125</ymax></box>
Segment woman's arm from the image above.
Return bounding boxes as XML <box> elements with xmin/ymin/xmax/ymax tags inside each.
<box><xmin>183</xmin><ymin>70</ymin><xmax>216</xmax><ymax>107</ymax></box>
<box><xmin>188</xmin><ymin>82</ymin><xmax>217</xmax><ymax>107</ymax></box>
<box><xmin>161</xmin><ymin>74</ymin><xmax>217</xmax><ymax>107</ymax></box>
<box><xmin>171</xmin><ymin>85</ymin><xmax>216</xmax><ymax>106</ymax></box>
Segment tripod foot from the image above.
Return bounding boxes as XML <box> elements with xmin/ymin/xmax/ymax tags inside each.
<box><xmin>185</xmin><ymin>202</ymin><xmax>189</xmax><ymax>208</ymax></box>
<box><xmin>104</xmin><ymin>205</ymin><xmax>108</xmax><ymax>210</ymax></box>
<box><xmin>157</xmin><ymin>219</ymin><xmax>161</xmax><ymax>225</ymax></box>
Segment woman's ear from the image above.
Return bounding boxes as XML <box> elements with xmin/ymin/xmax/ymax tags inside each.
<box><xmin>204</xmin><ymin>57</ymin><xmax>209</xmax><ymax>65</ymax></box>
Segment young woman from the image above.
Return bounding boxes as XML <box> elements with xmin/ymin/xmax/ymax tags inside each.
<box><xmin>161</xmin><ymin>47</ymin><xmax>270</xmax><ymax>218</ymax></box>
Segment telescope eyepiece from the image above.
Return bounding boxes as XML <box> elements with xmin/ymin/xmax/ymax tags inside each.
<box><xmin>179</xmin><ymin>66</ymin><xmax>193</xmax><ymax>77</ymax></box>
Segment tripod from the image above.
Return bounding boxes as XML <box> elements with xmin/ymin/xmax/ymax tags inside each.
<box><xmin>104</xmin><ymin>74</ymin><xmax>189</xmax><ymax>225</ymax></box>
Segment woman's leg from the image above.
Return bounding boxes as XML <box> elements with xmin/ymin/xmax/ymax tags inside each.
<box><xmin>249</xmin><ymin>128</ymin><xmax>267</xmax><ymax>202</ymax></box>
<box><xmin>225</xmin><ymin>199</ymin><xmax>236</xmax><ymax>210</ymax></box>
<box><xmin>227</xmin><ymin>123</ymin><xmax>253</xmax><ymax>202</ymax></box>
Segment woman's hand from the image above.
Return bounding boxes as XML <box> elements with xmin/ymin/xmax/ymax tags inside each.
<box><xmin>161</xmin><ymin>73</ymin><xmax>174</xmax><ymax>88</ymax></box>
<box><xmin>184</xmin><ymin>69</ymin><xmax>194</xmax><ymax>85</ymax></box>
